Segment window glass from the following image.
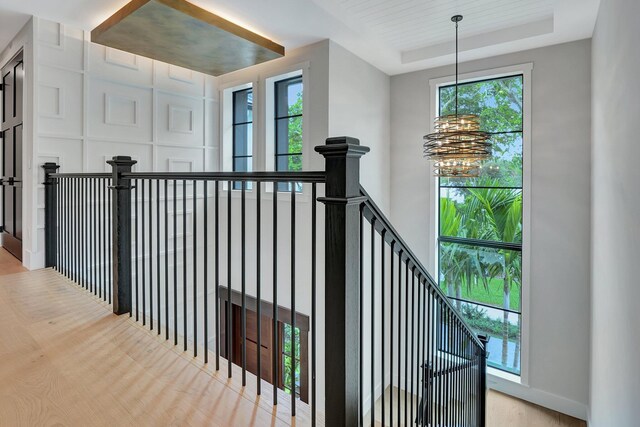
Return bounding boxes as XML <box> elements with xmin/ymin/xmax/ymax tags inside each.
<box><xmin>274</xmin><ymin>76</ymin><xmax>303</xmax><ymax>192</ymax></box>
<box><xmin>438</xmin><ymin>75</ymin><xmax>524</xmax><ymax>376</ymax></box>
<box><xmin>282</xmin><ymin>323</ymin><xmax>301</xmax><ymax>397</ymax></box>
<box><xmin>232</xmin><ymin>88</ymin><xmax>253</xmax><ymax>189</ymax></box>
<box><xmin>440</xmin><ymin>188</ymin><xmax>523</xmax><ymax>243</ymax></box>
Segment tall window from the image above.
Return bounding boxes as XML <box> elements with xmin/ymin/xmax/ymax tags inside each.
<box><xmin>438</xmin><ymin>75</ymin><xmax>524</xmax><ymax>375</ymax></box>
<box><xmin>274</xmin><ymin>75</ymin><xmax>303</xmax><ymax>191</ymax></box>
<box><xmin>232</xmin><ymin>88</ymin><xmax>253</xmax><ymax>189</ymax></box>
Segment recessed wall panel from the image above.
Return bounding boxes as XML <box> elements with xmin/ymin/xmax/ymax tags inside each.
<box><xmin>38</xmin><ymin>66</ymin><xmax>83</xmax><ymax>136</ymax></box>
<box><xmin>87</xmin><ymin>139</ymin><xmax>153</xmax><ymax>172</ymax></box>
<box><xmin>157</xmin><ymin>93</ymin><xmax>203</xmax><ymax>146</ymax></box>
<box><xmin>155</xmin><ymin>62</ymin><xmax>205</xmax><ymax>96</ymax></box>
<box><xmin>88</xmin><ymin>79</ymin><xmax>152</xmax><ymax>142</ymax></box>
<box><xmin>38</xmin><ymin>19</ymin><xmax>84</xmax><ymax>71</ymax></box>
<box><xmin>157</xmin><ymin>146</ymin><xmax>205</xmax><ymax>172</ymax></box>
<box><xmin>89</xmin><ymin>44</ymin><xmax>153</xmax><ymax>87</ymax></box>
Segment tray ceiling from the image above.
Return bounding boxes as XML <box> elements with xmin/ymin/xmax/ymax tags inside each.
<box><xmin>0</xmin><ymin>0</ymin><xmax>600</xmax><ymax>75</ymax></box>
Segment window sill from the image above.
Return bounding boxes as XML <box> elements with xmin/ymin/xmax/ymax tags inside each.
<box><xmin>487</xmin><ymin>366</ymin><xmax>522</xmax><ymax>385</ymax></box>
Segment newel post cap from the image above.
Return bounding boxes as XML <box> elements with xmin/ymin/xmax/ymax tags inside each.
<box><xmin>107</xmin><ymin>156</ymin><xmax>137</xmax><ymax>168</ymax></box>
<box><xmin>315</xmin><ymin>136</ymin><xmax>370</xmax><ymax>158</ymax></box>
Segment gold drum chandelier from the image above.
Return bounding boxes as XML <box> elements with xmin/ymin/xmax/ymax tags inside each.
<box><xmin>423</xmin><ymin>15</ymin><xmax>492</xmax><ymax>177</ymax></box>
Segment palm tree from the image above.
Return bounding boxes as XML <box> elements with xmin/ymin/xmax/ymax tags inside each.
<box><xmin>465</xmin><ymin>187</ymin><xmax>522</xmax><ymax>367</ymax></box>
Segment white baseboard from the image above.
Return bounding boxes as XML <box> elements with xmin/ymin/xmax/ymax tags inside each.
<box><xmin>23</xmin><ymin>248</ymin><xmax>44</xmax><ymax>271</ymax></box>
<box><xmin>487</xmin><ymin>372</ymin><xmax>588</xmax><ymax>421</ymax></box>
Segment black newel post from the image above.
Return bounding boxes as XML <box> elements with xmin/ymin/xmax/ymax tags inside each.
<box><xmin>107</xmin><ymin>156</ymin><xmax>137</xmax><ymax>315</ymax></box>
<box><xmin>478</xmin><ymin>334</ymin><xmax>489</xmax><ymax>427</ymax></box>
<box><xmin>43</xmin><ymin>162</ymin><xmax>60</xmax><ymax>268</ymax></box>
<box><xmin>315</xmin><ymin>136</ymin><xmax>369</xmax><ymax>426</ymax></box>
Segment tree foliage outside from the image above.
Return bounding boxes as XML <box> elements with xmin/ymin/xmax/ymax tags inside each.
<box><xmin>438</xmin><ymin>76</ymin><xmax>523</xmax><ymax>374</ymax></box>
<box><xmin>282</xmin><ymin>323</ymin><xmax>301</xmax><ymax>396</ymax></box>
<box><xmin>287</xmin><ymin>91</ymin><xmax>303</xmax><ymax>172</ymax></box>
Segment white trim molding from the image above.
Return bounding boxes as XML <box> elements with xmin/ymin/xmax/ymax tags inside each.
<box><xmin>428</xmin><ymin>63</ymin><xmax>533</xmax><ymax>386</ymax></box>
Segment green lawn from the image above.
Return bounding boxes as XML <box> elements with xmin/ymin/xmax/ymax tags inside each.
<box><xmin>441</xmin><ymin>277</ymin><xmax>520</xmax><ymax>312</ymax></box>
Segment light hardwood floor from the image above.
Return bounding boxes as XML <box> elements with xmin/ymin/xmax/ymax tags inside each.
<box><xmin>0</xmin><ymin>247</ymin><xmax>26</xmax><ymax>276</ymax></box>
<box><xmin>0</xmin><ymin>260</ymin><xmax>585</xmax><ymax>427</ymax></box>
<box><xmin>487</xmin><ymin>390</ymin><xmax>586</xmax><ymax>427</ymax></box>
<box><xmin>0</xmin><ymin>268</ymin><xmax>314</xmax><ymax>427</ymax></box>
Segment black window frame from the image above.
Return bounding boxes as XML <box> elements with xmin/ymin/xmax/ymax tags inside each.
<box><xmin>232</xmin><ymin>87</ymin><xmax>253</xmax><ymax>190</ymax></box>
<box><xmin>274</xmin><ymin>75</ymin><xmax>303</xmax><ymax>192</ymax></box>
<box><xmin>436</xmin><ymin>74</ymin><xmax>524</xmax><ymax>376</ymax></box>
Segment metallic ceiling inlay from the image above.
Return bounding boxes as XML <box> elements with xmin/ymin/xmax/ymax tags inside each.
<box><xmin>91</xmin><ymin>0</ymin><xmax>285</xmax><ymax>77</ymax></box>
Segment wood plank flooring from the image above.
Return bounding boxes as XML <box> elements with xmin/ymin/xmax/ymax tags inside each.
<box><xmin>487</xmin><ymin>389</ymin><xmax>586</xmax><ymax>427</ymax></box>
<box><xmin>0</xmin><ymin>269</ymin><xmax>314</xmax><ymax>427</ymax></box>
<box><xmin>0</xmin><ymin>247</ymin><xmax>26</xmax><ymax>276</ymax></box>
<box><xmin>0</xmin><ymin>261</ymin><xmax>586</xmax><ymax>427</ymax></box>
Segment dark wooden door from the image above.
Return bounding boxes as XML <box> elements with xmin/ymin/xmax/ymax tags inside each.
<box><xmin>1</xmin><ymin>50</ymin><xmax>23</xmax><ymax>260</ymax></box>
<box><xmin>231</xmin><ymin>304</ymin><xmax>274</xmax><ymax>382</ymax></box>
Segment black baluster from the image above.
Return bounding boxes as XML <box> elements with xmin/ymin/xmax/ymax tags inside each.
<box><xmin>165</xmin><ymin>180</ymin><xmax>169</xmax><ymax>340</ymax></box>
<box><xmin>310</xmin><ymin>183</ymin><xmax>316</xmax><ymax>427</ymax></box>
<box><xmin>445</xmin><ymin>307</ymin><xmax>450</xmax><ymax>427</ymax></box>
<box><xmin>215</xmin><ymin>181</ymin><xmax>220</xmax><ymax>369</ymax></box>
<box><xmin>359</xmin><ymin>206</ymin><xmax>364</xmax><ymax>426</ymax></box>
<box><xmin>73</xmin><ymin>178</ymin><xmax>77</xmax><ymax>283</ymax></box>
<box><xmin>380</xmin><ymin>229</ymin><xmax>386</xmax><ymax>427</ymax></box>
<box><xmin>370</xmin><ymin>218</ymin><xmax>375</xmax><ymax>426</ymax></box>
<box><xmin>397</xmin><ymin>250</ymin><xmax>403</xmax><ymax>427</ymax></box>
<box><xmin>389</xmin><ymin>241</ymin><xmax>395</xmax><ymax>427</ymax></box>
<box><xmin>108</xmin><ymin>177</ymin><xmax>112</xmax><ymax>304</ymax></box>
<box><xmin>404</xmin><ymin>261</ymin><xmax>409</xmax><ymax>427</ymax></box>
<box><xmin>256</xmin><ymin>181</ymin><xmax>262</xmax><ymax>395</ymax></box>
<box><xmin>149</xmin><ymin>179</ymin><xmax>154</xmax><ymax>330</ymax></box>
<box><xmin>92</xmin><ymin>178</ymin><xmax>96</xmax><ymax>294</ymax></box>
<box><xmin>141</xmin><ymin>180</ymin><xmax>146</xmax><ymax>325</ymax></box>
<box><xmin>411</xmin><ymin>268</ymin><xmax>415</xmax><ymax>424</ymax></box>
<box><xmin>203</xmin><ymin>180</ymin><xmax>208</xmax><ymax>360</ymax></box>
<box><xmin>241</xmin><ymin>181</ymin><xmax>246</xmax><ymax>385</ymax></box>
<box><xmin>157</xmin><ymin>179</ymin><xmax>161</xmax><ymax>334</ymax></box>
<box><xmin>84</xmin><ymin>178</ymin><xmax>88</xmax><ymax>289</ymax></box>
<box><xmin>226</xmin><ymin>180</ymin><xmax>232</xmax><ymax>376</ymax></box>
<box><xmin>183</xmin><ymin>180</ymin><xmax>187</xmax><ymax>351</ymax></box>
<box><xmin>417</xmin><ymin>275</ymin><xmax>423</xmax><ymax>427</ymax></box>
<box><xmin>419</xmin><ymin>280</ymin><xmax>425</xmax><ymax>427</ymax></box>
<box><xmin>81</xmin><ymin>179</ymin><xmax>85</xmax><ymax>287</ymax></box>
<box><xmin>173</xmin><ymin>180</ymin><xmax>178</xmax><ymax>345</ymax></box>
<box><xmin>272</xmin><ymin>185</ymin><xmax>278</xmax><ymax>404</ymax></box>
<box><xmin>193</xmin><ymin>179</ymin><xmax>198</xmax><ymax>358</ymax></box>
<box><xmin>135</xmin><ymin>180</ymin><xmax>139</xmax><ymax>321</ymax></box>
<box><xmin>427</xmin><ymin>288</ymin><xmax>433</xmax><ymax>427</ymax></box>
<box><xmin>290</xmin><ymin>185</ymin><xmax>296</xmax><ymax>416</ymax></box>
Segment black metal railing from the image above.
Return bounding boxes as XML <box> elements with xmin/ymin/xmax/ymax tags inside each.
<box><xmin>42</xmin><ymin>136</ymin><xmax>487</xmax><ymax>426</ymax></box>
<box><xmin>357</xmin><ymin>187</ymin><xmax>488</xmax><ymax>426</ymax></box>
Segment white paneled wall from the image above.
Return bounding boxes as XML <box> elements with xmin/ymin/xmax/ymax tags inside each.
<box><xmin>33</xmin><ymin>17</ymin><xmax>219</xmax><ymax>269</ymax></box>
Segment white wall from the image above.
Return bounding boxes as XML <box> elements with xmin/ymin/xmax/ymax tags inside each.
<box><xmin>328</xmin><ymin>41</ymin><xmax>391</xmax><ymax>214</ymax></box>
<box><xmin>32</xmin><ymin>17</ymin><xmax>219</xmax><ymax>270</ymax></box>
<box><xmin>390</xmin><ymin>39</ymin><xmax>592</xmax><ymax>419</ymax></box>
<box><xmin>591</xmin><ymin>0</ymin><xmax>640</xmax><ymax>425</ymax></box>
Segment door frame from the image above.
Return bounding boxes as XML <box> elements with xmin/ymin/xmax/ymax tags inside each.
<box><xmin>1</xmin><ymin>48</ymin><xmax>25</xmax><ymax>261</ymax></box>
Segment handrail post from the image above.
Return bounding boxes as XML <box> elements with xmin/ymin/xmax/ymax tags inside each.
<box><xmin>107</xmin><ymin>156</ymin><xmax>137</xmax><ymax>315</ymax></box>
<box><xmin>42</xmin><ymin>162</ymin><xmax>60</xmax><ymax>268</ymax></box>
<box><xmin>315</xmin><ymin>136</ymin><xmax>369</xmax><ymax>426</ymax></box>
<box><xmin>478</xmin><ymin>334</ymin><xmax>489</xmax><ymax>427</ymax></box>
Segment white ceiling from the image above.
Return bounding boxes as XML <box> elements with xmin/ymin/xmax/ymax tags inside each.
<box><xmin>0</xmin><ymin>0</ymin><xmax>600</xmax><ymax>75</ymax></box>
